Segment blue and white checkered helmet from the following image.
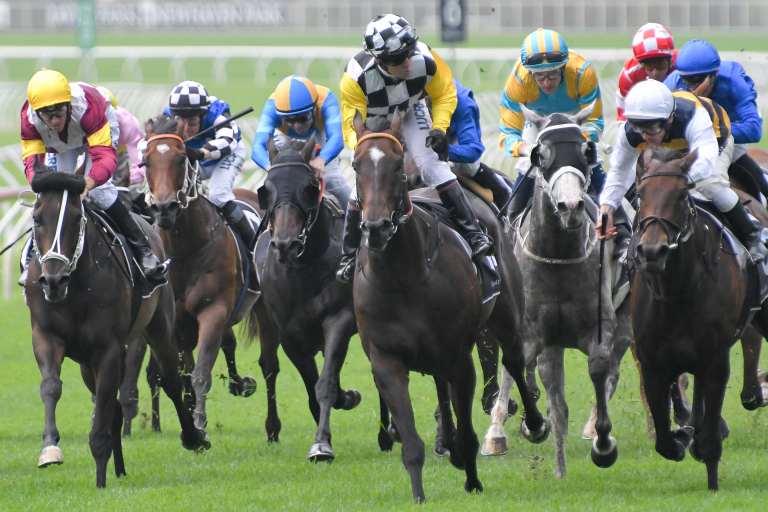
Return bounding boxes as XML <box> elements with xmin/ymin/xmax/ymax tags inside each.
<box><xmin>363</xmin><ymin>14</ymin><xmax>418</xmax><ymax>58</ymax></box>
<box><xmin>168</xmin><ymin>80</ymin><xmax>209</xmax><ymax>115</ymax></box>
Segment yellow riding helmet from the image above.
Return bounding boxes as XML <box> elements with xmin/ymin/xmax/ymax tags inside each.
<box><xmin>97</xmin><ymin>85</ymin><xmax>119</xmax><ymax>108</ymax></box>
<box><xmin>27</xmin><ymin>69</ymin><xmax>71</xmax><ymax>111</ymax></box>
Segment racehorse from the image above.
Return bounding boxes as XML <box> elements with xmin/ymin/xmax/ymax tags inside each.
<box><xmin>482</xmin><ymin>107</ymin><xmax>632</xmax><ymax>478</ymax></box>
<box><xmin>25</xmin><ymin>171</ymin><xmax>208</xmax><ymax>488</ymax></box>
<box><xmin>631</xmin><ymin>147</ymin><xmax>768</xmax><ymax>490</ymax></box>
<box><xmin>351</xmin><ymin>112</ymin><xmax>548</xmax><ymax>502</ymax></box>
<box><xmin>253</xmin><ymin>137</ymin><xmax>386</xmax><ymax>461</ymax></box>
<box><xmin>143</xmin><ymin>116</ymin><xmax>266</xmax><ymax>435</ymax></box>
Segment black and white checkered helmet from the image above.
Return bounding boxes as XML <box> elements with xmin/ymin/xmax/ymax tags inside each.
<box><xmin>168</xmin><ymin>80</ymin><xmax>209</xmax><ymax>114</ymax></box>
<box><xmin>363</xmin><ymin>14</ymin><xmax>417</xmax><ymax>58</ymax></box>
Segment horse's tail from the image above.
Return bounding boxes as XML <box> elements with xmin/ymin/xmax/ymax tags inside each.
<box><xmin>241</xmin><ymin>299</ymin><xmax>262</xmax><ymax>346</ymax></box>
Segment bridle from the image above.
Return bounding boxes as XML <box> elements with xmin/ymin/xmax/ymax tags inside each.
<box><xmin>34</xmin><ymin>188</ymin><xmax>87</xmax><ymax>274</ymax></box>
<box><xmin>143</xmin><ymin>133</ymin><xmax>200</xmax><ymax>209</ymax></box>
<box><xmin>636</xmin><ymin>171</ymin><xmax>696</xmax><ymax>250</ymax></box>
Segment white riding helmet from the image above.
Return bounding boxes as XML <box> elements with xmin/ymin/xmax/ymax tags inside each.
<box><xmin>623</xmin><ymin>79</ymin><xmax>675</xmax><ymax>121</ymax></box>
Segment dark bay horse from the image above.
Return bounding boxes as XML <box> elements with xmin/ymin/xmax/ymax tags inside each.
<box><xmin>632</xmin><ymin>148</ymin><xmax>768</xmax><ymax>490</ymax></box>
<box><xmin>351</xmin><ymin>113</ymin><xmax>548</xmax><ymax>502</ymax></box>
<box><xmin>25</xmin><ymin>172</ymin><xmax>208</xmax><ymax>488</ymax></box>
<box><xmin>253</xmin><ymin>137</ymin><xmax>387</xmax><ymax>461</ymax></box>
<box><xmin>143</xmin><ymin>116</ymin><xmax>272</xmax><ymax>436</ymax></box>
<box><xmin>483</xmin><ymin>107</ymin><xmax>632</xmax><ymax>477</ymax></box>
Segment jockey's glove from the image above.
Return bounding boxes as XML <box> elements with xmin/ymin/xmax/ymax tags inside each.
<box><xmin>186</xmin><ymin>147</ymin><xmax>205</xmax><ymax>162</ymax></box>
<box><xmin>425</xmin><ymin>129</ymin><xmax>449</xmax><ymax>161</ymax></box>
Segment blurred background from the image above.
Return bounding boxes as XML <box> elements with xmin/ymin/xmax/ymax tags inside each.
<box><xmin>0</xmin><ymin>0</ymin><xmax>767</xmax><ymax>294</ymax></box>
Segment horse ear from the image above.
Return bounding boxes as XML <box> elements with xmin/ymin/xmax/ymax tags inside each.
<box><xmin>639</xmin><ymin>148</ymin><xmax>655</xmax><ymax>174</ymax></box>
<box><xmin>573</xmin><ymin>101</ymin><xmax>596</xmax><ymax>126</ymax></box>
<box><xmin>680</xmin><ymin>149</ymin><xmax>698</xmax><ymax>173</ymax></box>
<box><xmin>267</xmin><ymin>137</ymin><xmax>280</xmax><ymax>163</ymax></box>
<box><xmin>353</xmin><ymin>111</ymin><xmax>366</xmax><ymax>138</ymax></box>
<box><xmin>257</xmin><ymin>183</ymin><xmax>272</xmax><ymax>211</ymax></box>
<box><xmin>390</xmin><ymin>109</ymin><xmax>403</xmax><ymax>136</ymax></box>
<box><xmin>301</xmin><ymin>134</ymin><xmax>317</xmax><ymax>163</ymax></box>
<box><xmin>145</xmin><ymin>118</ymin><xmax>155</xmax><ymax>137</ymax></box>
<box><xmin>520</xmin><ymin>104</ymin><xmax>546</xmax><ymax>130</ymax></box>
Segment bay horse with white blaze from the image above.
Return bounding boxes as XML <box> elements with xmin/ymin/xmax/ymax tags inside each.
<box><xmin>25</xmin><ymin>171</ymin><xmax>208</xmax><ymax>488</ymax></box>
<box><xmin>351</xmin><ymin>113</ymin><xmax>548</xmax><ymax>502</ymax></box>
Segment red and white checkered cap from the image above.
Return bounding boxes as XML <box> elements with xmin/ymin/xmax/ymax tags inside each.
<box><xmin>631</xmin><ymin>23</ymin><xmax>674</xmax><ymax>62</ymax></box>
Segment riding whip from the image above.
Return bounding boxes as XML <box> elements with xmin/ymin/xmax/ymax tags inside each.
<box><xmin>597</xmin><ymin>213</ymin><xmax>607</xmax><ymax>346</ymax></box>
<box><xmin>183</xmin><ymin>106</ymin><xmax>255</xmax><ymax>143</ymax></box>
<box><xmin>0</xmin><ymin>227</ymin><xmax>31</xmax><ymax>256</ymax></box>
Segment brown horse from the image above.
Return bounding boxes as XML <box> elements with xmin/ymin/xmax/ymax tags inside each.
<box><xmin>25</xmin><ymin>171</ymin><xmax>208</xmax><ymax>488</ymax></box>
<box><xmin>631</xmin><ymin>147</ymin><xmax>768</xmax><ymax>491</ymax></box>
<box><xmin>351</xmin><ymin>113</ymin><xmax>548</xmax><ymax>502</ymax></box>
<box><xmin>143</xmin><ymin>116</ymin><xmax>272</xmax><ymax>436</ymax></box>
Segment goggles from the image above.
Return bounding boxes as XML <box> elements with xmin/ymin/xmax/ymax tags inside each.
<box><xmin>377</xmin><ymin>46</ymin><xmax>415</xmax><ymax>67</ymax></box>
<box><xmin>628</xmin><ymin>119</ymin><xmax>667</xmax><ymax>135</ymax></box>
<box><xmin>284</xmin><ymin>112</ymin><xmax>313</xmax><ymax>125</ymax></box>
<box><xmin>526</xmin><ymin>51</ymin><xmax>568</xmax><ymax>67</ymax></box>
<box><xmin>681</xmin><ymin>73</ymin><xmax>710</xmax><ymax>88</ymax></box>
<box><xmin>37</xmin><ymin>103</ymin><xmax>68</xmax><ymax>120</ymax></box>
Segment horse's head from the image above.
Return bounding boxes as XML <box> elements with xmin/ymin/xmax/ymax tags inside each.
<box><xmin>522</xmin><ymin>103</ymin><xmax>598</xmax><ymax>230</ymax></box>
<box><xmin>351</xmin><ymin>111</ymin><xmax>408</xmax><ymax>252</ymax></box>
<box><xmin>143</xmin><ymin>115</ymin><xmax>197</xmax><ymax>229</ymax></box>
<box><xmin>257</xmin><ymin>136</ymin><xmax>321</xmax><ymax>263</ymax></box>
<box><xmin>30</xmin><ymin>172</ymin><xmax>87</xmax><ymax>303</ymax></box>
<box><xmin>634</xmin><ymin>148</ymin><xmax>698</xmax><ymax>273</ymax></box>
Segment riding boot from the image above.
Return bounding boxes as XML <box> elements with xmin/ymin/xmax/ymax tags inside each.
<box><xmin>473</xmin><ymin>163</ymin><xmax>513</xmax><ymax>214</ymax></box>
<box><xmin>105</xmin><ymin>199</ymin><xmax>168</xmax><ymax>283</ymax></box>
<box><xmin>222</xmin><ymin>200</ymin><xmax>257</xmax><ymax>251</ymax></box>
<box><xmin>437</xmin><ymin>180</ymin><xmax>493</xmax><ymax>257</ymax></box>
<box><xmin>508</xmin><ymin>172</ymin><xmax>536</xmax><ymax>221</ymax></box>
<box><xmin>732</xmin><ymin>154</ymin><xmax>768</xmax><ymax>202</ymax></box>
<box><xmin>723</xmin><ymin>201</ymin><xmax>768</xmax><ymax>262</ymax></box>
<box><xmin>336</xmin><ymin>202</ymin><xmax>362</xmax><ymax>283</ymax></box>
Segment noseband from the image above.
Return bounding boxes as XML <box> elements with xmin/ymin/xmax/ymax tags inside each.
<box><xmin>636</xmin><ymin>171</ymin><xmax>696</xmax><ymax>250</ymax></box>
<box><xmin>35</xmin><ymin>189</ymin><xmax>87</xmax><ymax>274</ymax></box>
<box><xmin>144</xmin><ymin>133</ymin><xmax>200</xmax><ymax>209</ymax></box>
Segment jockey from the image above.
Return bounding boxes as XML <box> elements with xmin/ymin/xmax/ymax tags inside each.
<box><xmin>163</xmin><ymin>80</ymin><xmax>255</xmax><ymax>249</ymax></box>
<box><xmin>252</xmin><ymin>75</ymin><xmax>350</xmax><ymax>208</ymax></box>
<box><xmin>97</xmin><ymin>86</ymin><xmax>145</xmax><ymax>188</ymax></box>
<box><xmin>616</xmin><ymin>23</ymin><xmax>677</xmax><ymax>121</ymax></box>
<box><xmin>337</xmin><ymin>13</ymin><xmax>495</xmax><ymax>284</ymax></box>
<box><xmin>501</xmin><ymin>28</ymin><xmax>606</xmax><ymax>220</ymax></box>
<box><xmin>442</xmin><ymin>79</ymin><xmax>513</xmax><ymax>214</ymax></box>
<box><xmin>598</xmin><ymin>79</ymin><xmax>768</xmax><ymax>261</ymax></box>
<box><xmin>20</xmin><ymin>69</ymin><xmax>167</xmax><ymax>284</ymax></box>
<box><xmin>664</xmin><ymin>39</ymin><xmax>768</xmax><ymax>199</ymax></box>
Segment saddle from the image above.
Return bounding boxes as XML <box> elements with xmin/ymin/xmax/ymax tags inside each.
<box><xmin>228</xmin><ymin>198</ymin><xmax>261</xmax><ymax>295</ymax></box>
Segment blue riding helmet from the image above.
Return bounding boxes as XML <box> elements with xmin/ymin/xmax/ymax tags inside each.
<box><xmin>676</xmin><ymin>39</ymin><xmax>721</xmax><ymax>76</ymax></box>
<box><xmin>520</xmin><ymin>28</ymin><xmax>569</xmax><ymax>72</ymax></box>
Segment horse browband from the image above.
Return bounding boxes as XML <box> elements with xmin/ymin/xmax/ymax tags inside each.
<box><xmin>640</xmin><ymin>171</ymin><xmax>691</xmax><ymax>183</ymax></box>
<box><xmin>146</xmin><ymin>133</ymin><xmax>185</xmax><ymax>145</ymax></box>
<box><xmin>356</xmin><ymin>132</ymin><xmax>404</xmax><ymax>154</ymax></box>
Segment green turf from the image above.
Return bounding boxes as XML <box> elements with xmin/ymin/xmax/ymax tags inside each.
<box><xmin>1</xmin><ymin>291</ymin><xmax>768</xmax><ymax>509</ymax></box>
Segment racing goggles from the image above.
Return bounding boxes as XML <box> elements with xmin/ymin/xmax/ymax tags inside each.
<box><xmin>377</xmin><ymin>47</ymin><xmax>415</xmax><ymax>67</ymax></box>
<box><xmin>526</xmin><ymin>51</ymin><xmax>568</xmax><ymax>67</ymax></box>
<box><xmin>37</xmin><ymin>103</ymin><xmax>68</xmax><ymax>120</ymax></box>
<box><xmin>681</xmin><ymin>73</ymin><xmax>711</xmax><ymax>88</ymax></box>
<box><xmin>284</xmin><ymin>112</ymin><xmax>313</xmax><ymax>125</ymax></box>
<box><xmin>628</xmin><ymin>119</ymin><xmax>667</xmax><ymax>136</ymax></box>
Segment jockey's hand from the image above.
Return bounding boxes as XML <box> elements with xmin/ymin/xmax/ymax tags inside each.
<box><xmin>596</xmin><ymin>205</ymin><xmax>617</xmax><ymax>240</ymax></box>
<box><xmin>186</xmin><ymin>147</ymin><xmax>207</xmax><ymax>162</ymax></box>
<box><xmin>81</xmin><ymin>176</ymin><xmax>96</xmax><ymax>200</ymax></box>
<box><xmin>309</xmin><ymin>156</ymin><xmax>325</xmax><ymax>177</ymax></box>
<box><xmin>425</xmin><ymin>129</ymin><xmax>449</xmax><ymax>161</ymax></box>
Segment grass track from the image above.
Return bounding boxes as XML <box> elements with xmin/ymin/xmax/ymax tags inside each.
<box><xmin>2</xmin><ymin>292</ymin><xmax>768</xmax><ymax>510</ymax></box>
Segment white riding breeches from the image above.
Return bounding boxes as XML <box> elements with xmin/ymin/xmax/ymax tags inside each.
<box><xmin>45</xmin><ymin>149</ymin><xmax>118</xmax><ymax>209</ymax></box>
<box><xmin>693</xmin><ymin>135</ymin><xmax>739</xmax><ymax>212</ymax></box>
<box><xmin>205</xmin><ymin>140</ymin><xmax>247</xmax><ymax>208</ymax></box>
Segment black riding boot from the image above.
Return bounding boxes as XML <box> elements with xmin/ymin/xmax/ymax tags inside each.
<box><xmin>437</xmin><ymin>180</ymin><xmax>493</xmax><ymax>257</ymax></box>
<box><xmin>724</xmin><ymin>201</ymin><xmax>768</xmax><ymax>261</ymax></box>
<box><xmin>336</xmin><ymin>202</ymin><xmax>362</xmax><ymax>283</ymax></box>
<box><xmin>473</xmin><ymin>163</ymin><xmax>513</xmax><ymax>214</ymax></box>
<box><xmin>508</xmin><ymin>172</ymin><xmax>536</xmax><ymax>221</ymax></box>
<box><xmin>222</xmin><ymin>200</ymin><xmax>257</xmax><ymax>251</ymax></box>
<box><xmin>106</xmin><ymin>199</ymin><xmax>168</xmax><ymax>283</ymax></box>
<box><xmin>18</xmin><ymin>238</ymin><xmax>34</xmax><ymax>287</ymax></box>
<box><xmin>732</xmin><ymin>154</ymin><xmax>768</xmax><ymax>200</ymax></box>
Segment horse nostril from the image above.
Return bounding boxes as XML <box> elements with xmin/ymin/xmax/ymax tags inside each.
<box><xmin>657</xmin><ymin>245</ymin><xmax>669</xmax><ymax>258</ymax></box>
<box><xmin>556</xmin><ymin>201</ymin><xmax>568</xmax><ymax>212</ymax></box>
<box><xmin>576</xmin><ymin>200</ymin><xmax>584</xmax><ymax>210</ymax></box>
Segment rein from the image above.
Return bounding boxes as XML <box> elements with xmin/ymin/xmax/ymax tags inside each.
<box><xmin>356</xmin><ymin>132</ymin><xmax>404</xmax><ymax>154</ymax></box>
<box><xmin>144</xmin><ymin>134</ymin><xmax>200</xmax><ymax>209</ymax></box>
<box><xmin>636</xmin><ymin>171</ymin><xmax>696</xmax><ymax>250</ymax></box>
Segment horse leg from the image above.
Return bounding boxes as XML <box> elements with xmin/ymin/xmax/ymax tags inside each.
<box><xmin>525</xmin><ymin>359</ymin><xmax>540</xmax><ymax>401</ymax></box>
<box><xmin>630</xmin><ymin>342</ymin><xmax>655</xmax><ymax>439</ymax></box>
<box><xmin>378</xmin><ymin>393</ymin><xmax>394</xmax><ymax>451</ymax></box>
<box><xmin>308</xmin><ymin>312</ymin><xmax>357</xmax><ymax>462</ymax></box>
<box><xmin>119</xmin><ymin>335</ymin><xmax>147</xmax><ymax>437</ymax></box>
<box><xmin>433</xmin><ymin>376</ymin><xmax>455</xmax><ymax>457</ymax></box>
<box><xmin>670</xmin><ymin>374</ymin><xmax>692</xmax><ymax>426</ymax></box>
<box><xmin>538</xmin><ymin>346</ymin><xmax>569</xmax><ymax>478</ymax></box>
<box><xmin>256</xmin><ymin>305</ymin><xmax>281</xmax><ymax>442</ymax></box>
<box><xmin>282</xmin><ymin>342</ymin><xmax>321</xmax><ymax>424</ymax></box>
<box><xmin>221</xmin><ymin>327</ymin><xmax>257</xmax><ymax>398</ymax></box>
<box><xmin>89</xmin><ymin>346</ymin><xmax>122</xmax><ymax>488</ymax></box>
<box><xmin>448</xmin><ymin>355</ymin><xmax>483</xmax><ymax>494</ymax></box>
<box><xmin>587</xmin><ymin>336</ymin><xmax>619</xmax><ymax>469</ymax></box>
<box><xmin>146</xmin><ymin>354</ymin><xmax>162</xmax><ymax>432</ymax></box>
<box><xmin>480</xmin><ymin>365</ymin><xmax>511</xmax><ymax>456</ymax></box>
<box><xmin>111</xmin><ymin>393</ymin><xmax>126</xmax><ymax>478</ymax></box>
<box><xmin>34</xmin><ymin>334</ymin><xmax>65</xmax><ymax>468</ymax></box>
<box><xmin>370</xmin><ymin>348</ymin><xmax>426</xmax><ymax>503</ymax></box>
<box><xmin>740</xmin><ymin>327</ymin><xmax>766</xmax><ymax>410</ymax></box>
<box><xmin>691</xmin><ymin>357</ymin><xmax>729</xmax><ymax>491</ymax></box>
<box><xmin>191</xmin><ymin>307</ymin><xmax>229</xmax><ymax>431</ymax></box>
<box><xmin>642</xmin><ymin>365</ymin><xmax>686</xmax><ymax>462</ymax></box>
<box><xmin>477</xmin><ymin>331</ymin><xmax>517</xmax><ymax>416</ymax></box>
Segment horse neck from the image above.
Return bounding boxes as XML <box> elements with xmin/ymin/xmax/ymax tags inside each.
<box><xmin>527</xmin><ymin>183</ymin><xmax>590</xmax><ymax>258</ymax></box>
<box><xmin>299</xmin><ymin>203</ymin><xmax>333</xmax><ymax>261</ymax></box>
<box><xmin>365</xmin><ymin>213</ymin><xmax>428</xmax><ymax>284</ymax></box>
<box><xmin>166</xmin><ymin>199</ymin><xmax>224</xmax><ymax>254</ymax></box>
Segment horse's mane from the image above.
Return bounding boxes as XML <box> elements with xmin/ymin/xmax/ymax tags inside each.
<box><xmin>646</xmin><ymin>147</ymin><xmax>688</xmax><ymax>163</ymax></box>
<box><xmin>31</xmin><ymin>171</ymin><xmax>85</xmax><ymax>194</ymax></box>
<box><xmin>146</xmin><ymin>115</ymin><xmax>178</xmax><ymax>135</ymax></box>
<box><xmin>364</xmin><ymin>116</ymin><xmax>391</xmax><ymax>132</ymax></box>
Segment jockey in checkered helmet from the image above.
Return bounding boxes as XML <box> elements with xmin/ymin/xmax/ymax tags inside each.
<box><xmin>363</xmin><ymin>13</ymin><xmax>418</xmax><ymax>66</ymax></box>
<box><xmin>168</xmin><ymin>80</ymin><xmax>210</xmax><ymax>118</ymax></box>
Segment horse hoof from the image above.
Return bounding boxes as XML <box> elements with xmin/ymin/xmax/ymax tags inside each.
<box><xmin>378</xmin><ymin>429</ymin><xmax>394</xmax><ymax>452</ymax></box>
<box><xmin>673</xmin><ymin>426</ymin><xmax>694</xmax><ymax>449</ymax></box>
<box><xmin>387</xmin><ymin>424</ymin><xmax>401</xmax><ymax>443</ymax></box>
<box><xmin>38</xmin><ymin>445</ymin><xmax>63</xmax><ymax>468</ymax></box>
<box><xmin>240</xmin><ymin>376</ymin><xmax>258</xmax><ymax>398</ymax></box>
<box><xmin>521</xmin><ymin>417</ymin><xmax>550</xmax><ymax>444</ymax></box>
<box><xmin>182</xmin><ymin>429</ymin><xmax>211</xmax><ymax>452</ymax></box>
<box><xmin>464</xmin><ymin>478</ymin><xmax>483</xmax><ymax>494</ymax></box>
<box><xmin>307</xmin><ymin>442</ymin><xmax>334</xmax><ymax>463</ymax></box>
<box><xmin>434</xmin><ymin>444</ymin><xmax>450</xmax><ymax>457</ymax></box>
<box><xmin>337</xmin><ymin>390</ymin><xmax>362</xmax><ymax>410</ymax></box>
<box><xmin>480</xmin><ymin>436</ymin><xmax>508</xmax><ymax>456</ymax></box>
<box><xmin>267</xmin><ymin>431</ymin><xmax>280</xmax><ymax>443</ymax></box>
<box><xmin>590</xmin><ymin>436</ymin><xmax>618</xmax><ymax>468</ymax></box>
